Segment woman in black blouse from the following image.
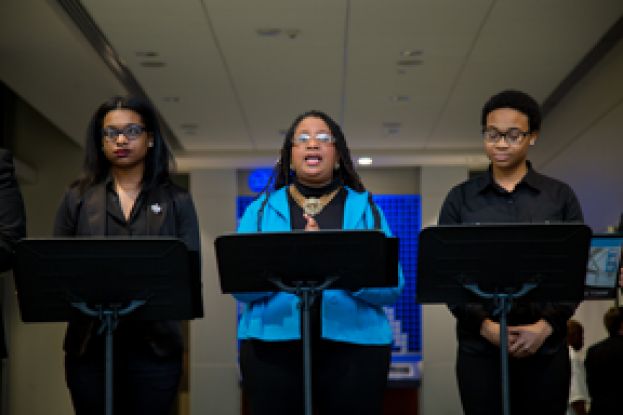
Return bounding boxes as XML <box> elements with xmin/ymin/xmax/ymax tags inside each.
<box><xmin>54</xmin><ymin>96</ymin><xmax>200</xmax><ymax>415</ymax></box>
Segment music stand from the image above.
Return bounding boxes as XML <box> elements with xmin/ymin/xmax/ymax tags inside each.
<box><xmin>215</xmin><ymin>230</ymin><xmax>399</xmax><ymax>415</ymax></box>
<box><xmin>416</xmin><ymin>223</ymin><xmax>591</xmax><ymax>415</ymax></box>
<box><xmin>13</xmin><ymin>237</ymin><xmax>203</xmax><ymax>415</ymax></box>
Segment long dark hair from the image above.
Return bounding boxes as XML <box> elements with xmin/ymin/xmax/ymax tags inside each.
<box><xmin>75</xmin><ymin>95</ymin><xmax>174</xmax><ymax>193</ymax></box>
<box><xmin>269</xmin><ymin>110</ymin><xmax>365</xmax><ymax>192</ymax></box>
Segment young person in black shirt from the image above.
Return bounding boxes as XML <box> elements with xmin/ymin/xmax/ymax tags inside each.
<box><xmin>54</xmin><ymin>96</ymin><xmax>200</xmax><ymax>415</ymax></box>
<box><xmin>439</xmin><ymin>90</ymin><xmax>583</xmax><ymax>415</ymax></box>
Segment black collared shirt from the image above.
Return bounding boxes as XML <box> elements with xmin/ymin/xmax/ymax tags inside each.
<box><xmin>439</xmin><ymin>161</ymin><xmax>583</xmax><ymax>225</ymax></box>
<box><xmin>105</xmin><ymin>177</ymin><xmax>149</xmax><ymax>236</ymax></box>
<box><xmin>438</xmin><ymin>162</ymin><xmax>584</xmax><ymax>355</ymax></box>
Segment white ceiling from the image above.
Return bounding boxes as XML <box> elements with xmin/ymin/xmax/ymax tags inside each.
<box><xmin>1</xmin><ymin>0</ymin><xmax>622</xmax><ymax>170</ymax></box>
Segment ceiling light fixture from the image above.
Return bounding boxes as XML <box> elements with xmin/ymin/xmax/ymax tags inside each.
<box><xmin>135</xmin><ymin>51</ymin><xmax>159</xmax><ymax>57</ymax></box>
<box><xmin>382</xmin><ymin>121</ymin><xmax>402</xmax><ymax>135</ymax></box>
<box><xmin>397</xmin><ymin>59</ymin><xmax>422</xmax><ymax>67</ymax></box>
<box><xmin>389</xmin><ymin>95</ymin><xmax>410</xmax><ymax>103</ymax></box>
<box><xmin>256</xmin><ymin>28</ymin><xmax>282</xmax><ymax>37</ymax></box>
<box><xmin>358</xmin><ymin>157</ymin><xmax>373</xmax><ymax>166</ymax></box>
<box><xmin>284</xmin><ymin>28</ymin><xmax>301</xmax><ymax>39</ymax></box>
<box><xmin>400</xmin><ymin>49</ymin><xmax>422</xmax><ymax>57</ymax></box>
<box><xmin>139</xmin><ymin>61</ymin><xmax>166</xmax><ymax>68</ymax></box>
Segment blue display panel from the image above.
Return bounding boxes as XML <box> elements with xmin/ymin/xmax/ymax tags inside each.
<box><xmin>236</xmin><ymin>193</ymin><xmax>422</xmax><ymax>382</ymax></box>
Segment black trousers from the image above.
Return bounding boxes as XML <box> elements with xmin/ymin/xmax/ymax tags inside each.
<box><xmin>240</xmin><ymin>338</ymin><xmax>391</xmax><ymax>415</ymax></box>
<box><xmin>456</xmin><ymin>345</ymin><xmax>570</xmax><ymax>415</ymax></box>
<box><xmin>65</xmin><ymin>340</ymin><xmax>182</xmax><ymax>415</ymax></box>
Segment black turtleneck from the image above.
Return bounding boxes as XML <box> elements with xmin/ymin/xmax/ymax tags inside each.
<box><xmin>288</xmin><ymin>178</ymin><xmax>346</xmax><ymax>230</ymax></box>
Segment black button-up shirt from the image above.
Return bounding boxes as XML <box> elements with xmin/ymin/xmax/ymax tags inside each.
<box><xmin>438</xmin><ymin>162</ymin><xmax>584</xmax><ymax>355</ymax></box>
<box><xmin>105</xmin><ymin>178</ymin><xmax>149</xmax><ymax>236</ymax></box>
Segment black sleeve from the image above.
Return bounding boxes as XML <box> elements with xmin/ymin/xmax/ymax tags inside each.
<box><xmin>0</xmin><ymin>149</ymin><xmax>26</xmax><ymax>271</ymax></box>
<box><xmin>536</xmin><ymin>183</ymin><xmax>583</xmax><ymax>336</ymax></box>
<box><xmin>52</xmin><ymin>188</ymin><xmax>79</xmax><ymax>237</ymax></box>
<box><xmin>173</xmin><ymin>190</ymin><xmax>200</xmax><ymax>253</ymax></box>
<box><xmin>438</xmin><ymin>185</ymin><xmax>491</xmax><ymax>330</ymax></box>
<box><xmin>562</xmin><ymin>184</ymin><xmax>584</xmax><ymax>223</ymax></box>
<box><xmin>173</xmin><ymin>190</ymin><xmax>202</xmax><ymax>318</ymax></box>
<box><xmin>438</xmin><ymin>185</ymin><xmax>461</xmax><ymax>225</ymax></box>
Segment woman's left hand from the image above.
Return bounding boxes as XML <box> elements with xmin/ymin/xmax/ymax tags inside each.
<box><xmin>303</xmin><ymin>214</ymin><xmax>319</xmax><ymax>231</ymax></box>
<box><xmin>508</xmin><ymin>319</ymin><xmax>552</xmax><ymax>358</ymax></box>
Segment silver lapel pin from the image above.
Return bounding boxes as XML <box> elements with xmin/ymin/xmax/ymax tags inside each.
<box><xmin>150</xmin><ymin>203</ymin><xmax>162</xmax><ymax>214</ymax></box>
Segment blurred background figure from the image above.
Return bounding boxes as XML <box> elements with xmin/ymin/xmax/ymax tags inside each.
<box><xmin>0</xmin><ymin>147</ymin><xmax>25</xmax><ymax>412</ymax></box>
<box><xmin>566</xmin><ymin>319</ymin><xmax>588</xmax><ymax>415</ymax></box>
<box><xmin>0</xmin><ymin>147</ymin><xmax>26</xmax><ymax>358</ymax></box>
<box><xmin>584</xmin><ymin>306</ymin><xmax>623</xmax><ymax>415</ymax></box>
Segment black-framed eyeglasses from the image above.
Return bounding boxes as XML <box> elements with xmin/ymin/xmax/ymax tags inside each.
<box><xmin>102</xmin><ymin>124</ymin><xmax>146</xmax><ymax>141</ymax></box>
<box><xmin>482</xmin><ymin>127</ymin><xmax>530</xmax><ymax>145</ymax></box>
<box><xmin>292</xmin><ymin>132</ymin><xmax>335</xmax><ymax>146</ymax></box>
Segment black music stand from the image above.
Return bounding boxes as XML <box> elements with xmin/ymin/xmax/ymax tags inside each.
<box><xmin>416</xmin><ymin>223</ymin><xmax>591</xmax><ymax>415</ymax></box>
<box><xmin>13</xmin><ymin>237</ymin><xmax>203</xmax><ymax>415</ymax></box>
<box><xmin>215</xmin><ymin>230</ymin><xmax>399</xmax><ymax>415</ymax></box>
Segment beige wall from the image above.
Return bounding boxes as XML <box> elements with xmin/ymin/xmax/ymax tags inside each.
<box><xmin>189</xmin><ymin>170</ymin><xmax>240</xmax><ymax>415</ymax></box>
<box><xmin>533</xmin><ymin>38</ymin><xmax>623</xmax><ymax>355</ymax></box>
<box><xmin>4</xmin><ymin>97</ymin><xmax>82</xmax><ymax>414</ymax></box>
<box><xmin>419</xmin><ymin>166</ymin><xmax>468</xmax><ymax>415</ymax></box>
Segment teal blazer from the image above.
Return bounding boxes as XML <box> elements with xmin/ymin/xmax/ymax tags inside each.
<box><xmin>234</xmin><ymin>186</ymin><xmax>404</xmax><ymax>345</ymax></box>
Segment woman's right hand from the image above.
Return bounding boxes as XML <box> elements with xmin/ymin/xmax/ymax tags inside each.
<box><xmin>303</xmin><ymin>214</ymin><xmax>319</xmax><ymax>231</ymax></box>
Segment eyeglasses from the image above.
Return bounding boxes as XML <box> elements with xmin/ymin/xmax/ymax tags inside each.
<box><xmin>292</xmin><ymin>132</ymin><xmax>335</xmax><ymax>146</ymax></box>
<box><xmin>102</xmin><ymin>124</ymin><xmax>146</xmax><ymax>141</ymax></box>
<box><xmin>483</xmin><ymin>127</ymin><xmax>530</xmax><ymax>145</ymax></box>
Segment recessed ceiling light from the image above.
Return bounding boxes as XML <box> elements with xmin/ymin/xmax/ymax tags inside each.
<box><xmin>382</xmin><ymin>122</ymin><xmax>401</xmax><ymax>135</ymax></box>
<box><xmin>140</xmin><ymin>61</ymin><xmax>166</xmax><ymax>68</ymax></box>
<box><xmin>256</xmin><ymin>28</ymin><xmax>282</xmax><ymax>37</ymax></box>
<box><xmin>397</xmin><ymin>59</ymin><xmax>422</xmax><ymax>67</ymax></box>
<box><xmin>389</xmin><ymin>95</ymin><xmax>410</xmax><ymax>103</ymax></box>
<box><xmin>400</xmin><ymin>49</ymin><xmax>422</xmax><ymax>57</ymax></box>
<box><xmin>180</xmin><ymin>123</ymin><xmax>198</xmax><ymax>131</ymax></box>
<box><xmin>358</xmin><ymin>157</ymin><xmax>373</xmax><ymax>166</ymax></box>
<box><xmin>135</xmin><ymin>51</ymin><xmax>159</xmax><ymax>57</ymax></box>
<box><xmin>284</xmin><ymin>28</ymin><xmax>301</xmax><ymax>39</ymax></box>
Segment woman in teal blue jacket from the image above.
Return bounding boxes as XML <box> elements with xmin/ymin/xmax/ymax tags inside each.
<box><xmin>235</xmin><ymin>110</ymin><xmax>404</xmax><ymax>415</ymax></box>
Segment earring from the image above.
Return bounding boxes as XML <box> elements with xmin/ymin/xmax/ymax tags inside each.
<box><xmin>148</xmin><ymin>142</ymin><xmax>154</xmax><ymax>148</ymax></box>
<box><xmin>290</xmin><ymin>163</ymin><xmax>294</xmax><ymax>170</ymax></box>
<box><xmin>334</xmin><ymin>162</ymin><xmax>340</xmax><ymax>170</ymax></box>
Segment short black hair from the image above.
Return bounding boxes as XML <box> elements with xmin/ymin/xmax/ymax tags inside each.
<box><xmin>481</xmin><ymin>89</ymin><xmax>541</xmax><ymax>132</ymax></box>
<box><xmin>604</xmin><ymin>306</ymin><xmax>623</xmax><ymax>336</ymax></box>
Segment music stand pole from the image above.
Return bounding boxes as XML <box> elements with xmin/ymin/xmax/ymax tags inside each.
<box><xmin>72</xmin><ymin>300</ymin><xmax>146</xmax><ymax>415</ymax></box>
<box><xmin>271</xmin><ymin>278</ymin><xmax>338</xmax><ymax>415</ymax></box>
<box><xmin>464</xmin><ymin>283</ymin><xmax>537</xmax><ymax>415</ymax></box>
<box><xmin>215</xmin><ymin>230</ymin><xmax>398</xmax><ymax>415</ymax></box>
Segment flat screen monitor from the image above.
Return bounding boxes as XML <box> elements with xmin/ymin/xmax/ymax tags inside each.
<box><xmin>585</xmin><ymin>234</ymin><xmax>623</xmax><ymax>299</ymax></box>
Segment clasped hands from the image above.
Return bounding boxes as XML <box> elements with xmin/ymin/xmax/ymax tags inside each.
<box><xmin>303</xmin><ymin>213</ymin><xmax>319</xmax><ymax>231</ymax></box>
<box><xmin>480</xmin><ymin>318</ymin><xmax>553</xmax><ymax>358</ymax></box>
